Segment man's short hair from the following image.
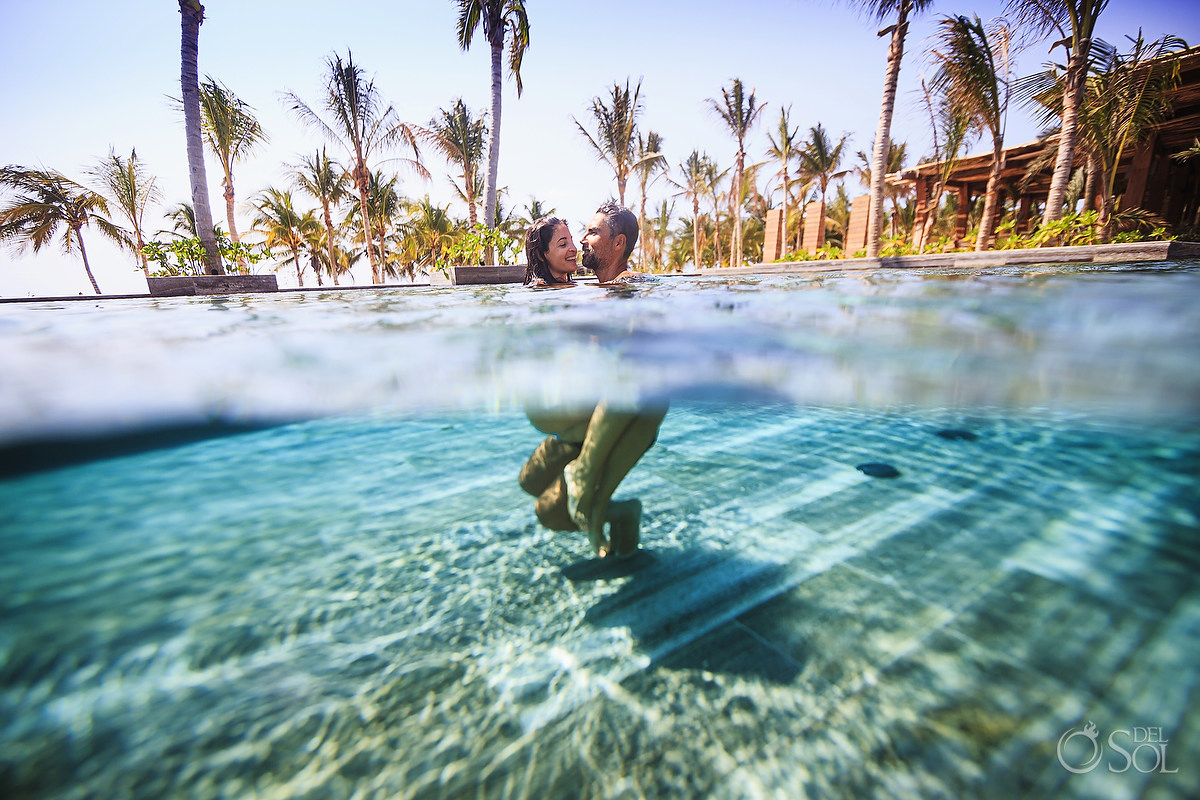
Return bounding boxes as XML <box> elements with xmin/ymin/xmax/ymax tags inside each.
<box><xmin>596</xmin><ymin>201</ymin><xmax>639</xmax><ymax>261</ymax></box>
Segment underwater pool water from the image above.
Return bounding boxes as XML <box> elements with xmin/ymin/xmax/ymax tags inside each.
<box><xmin>1</xmin><ymin>264</ymin><xmax>1198</xmax><ymax>798</ymax></box>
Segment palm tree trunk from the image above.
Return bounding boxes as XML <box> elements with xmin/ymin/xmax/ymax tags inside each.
<box><xmin>179</xmin><ymin>0</ymin><xmax>223</xmax><ymax>275</ymax></box>
<box><xmin>692</xmin><ymin>196</ymin><xmax>701</xmax><ymax>269</ymax></box>
<box><xmin>975</xmin><ymin>137</ymin><xmax>1005</xmax><ymax>252</ymax></box>
<box><xmin>354</xmin><ymin>167</ymin><xmax>379</xmax><ymax>283</ymax></box>
<box><xmin>780</xmin><ymin>168</ymin><xmax>790</xmax><ymax>259</ymax></box>
<box><xmin>732</xmin><ymin>148</ymin><xmax>744</xmax><ymax>268</ymax></box>
<box><xmin>638</xmin><ymin>188</ymin><xmax>648</xmax><ymax>268</ymax></box>
<box><xmin>74</xmin><ymin>227</ymin><xmax>102</xmax><ymax>294</ymax></box>
<box><xmin>136</xmin><ymin>229</ymin><xmax>150</xmax><ymax>277</ymax></box>
<box><xmin>483</xmin><ymin>37</ymin><xmax>503</xmax><ymax>264</ymax></box>
<box><xmin>1043</xmin><ymin>44</ymin><xmax>1089</xmax><ymax>231</ymax></box>
<box><xmin>866</xmin><ymin>1</ymin><xmax>911</xmax><ymax>258</ymax></box>
<box><xmin>291</xmin><ymin>243</ymin><xmax>304</xmax><ymax>288</ymax></box>
<box><xmin>1083</xmin><ymin>154</ymin><xmax>1099</xmax><ymax>212</ymax></box>
<box><xmin>322</xmin><ymin>202</ymin><xmax>339</xmax><ymax>286</ymax></box>
<box><xmin>1097</xmin><ymin>164</ymin><xmax>1114</xmax><ymax>243</ymax></box>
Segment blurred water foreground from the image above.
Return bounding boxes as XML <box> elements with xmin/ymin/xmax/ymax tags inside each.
<box><xmin>1</xmin><ymin>263</ymin><xmax>1198</xmax><ymax>798</ymax></box>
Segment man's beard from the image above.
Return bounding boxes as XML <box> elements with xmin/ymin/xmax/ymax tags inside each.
<box><xmin>581</xmin><ymin>250</ymin><xmax>600</xmax><ymax>272</ymax></box>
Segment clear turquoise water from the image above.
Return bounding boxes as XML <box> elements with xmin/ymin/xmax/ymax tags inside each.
<box><xmin>1</xmin><ymin>265</ymin><xmax>1198</xmax><ymax>798</ymax></box>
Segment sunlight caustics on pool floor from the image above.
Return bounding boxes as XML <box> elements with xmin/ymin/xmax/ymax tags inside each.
<box><xmin>2</xmin><ymin>405</ymin><xmax>1197</xmax><ymax>799</ymax></box>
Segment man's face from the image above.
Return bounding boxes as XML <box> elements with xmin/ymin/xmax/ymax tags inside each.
<box><xmin>580</xmin><ymin>212</ymin><xmax>621</xmax><ymax>274</ymax></box>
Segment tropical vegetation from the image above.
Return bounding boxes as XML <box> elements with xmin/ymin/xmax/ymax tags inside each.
<box><xmin>4</xmin><ymin>0</ymin><xmax>1193</xmax><ymax>295</ymax></box>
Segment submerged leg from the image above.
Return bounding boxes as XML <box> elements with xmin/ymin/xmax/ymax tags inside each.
<box><xmin>518</xmin><ymin>436</ymin><xmax>581</xmax><ymax>496</ymax></box>
<box><xmin>563</xmin><ymin>404</ymin><xmax>667</xmax><ymax>555</ymax></box>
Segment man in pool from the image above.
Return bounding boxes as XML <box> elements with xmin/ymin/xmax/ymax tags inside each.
<box><xmin>580</xmin><ymin>201</ymin><xmax>656</xmax><ymax>285</ymax></box>
<box><xmin>519</xmin><ymin>202</ymin><xmax>666</xmax><ymax>558</ymax></box>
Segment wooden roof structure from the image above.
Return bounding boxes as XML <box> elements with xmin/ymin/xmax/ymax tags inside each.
<box><xmin>885</xmin><ymin>46</ymin><xmax>1200</xmax><ymax>242</ymax></box>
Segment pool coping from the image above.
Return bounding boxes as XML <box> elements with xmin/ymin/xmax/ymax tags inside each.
<box><xmin>694</xmin><ymin>239</ymin><xmax>1200</xmax><ymax>277</ymax></box>
<box><xmin>3</xmin><ymin>241</ymin><xmax>1197</xmax><ymax>303</ymax></box>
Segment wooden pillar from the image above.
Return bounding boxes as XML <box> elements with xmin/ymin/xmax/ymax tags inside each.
<box><xmin>762</xmin><ymin>208</ymin><xmax>784</xmax><ymax>262</ymax></box>
<box><xmin>1016</xmin><ymin>195</ymin><xmax>1033</xmax><ymax>235</ymax></box>
<box><xmin>912</xmin><ymin>175</ymin><xmax>930</xmax><ymax>250</ymax></box>
<box><xmin>845</xmin><ymin>195</ymin><xmax>871</xmax><ymax>254</ymax></box>
<box><xmin>954</xmin><ymin>184</ymin><xmax>970</xmax><ymax>243</ymax></box>
<box><xmin>803</xmin><ymin>201</ymin><xmax>825</xmax><ymax>255</ymax></box>
<box><xmin>1122</xmin><ymin>131</ymin><xmax>1157</xmax><ymax>211</ymax></box>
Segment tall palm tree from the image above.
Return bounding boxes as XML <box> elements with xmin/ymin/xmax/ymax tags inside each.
<box><xmin>930</xmin><ymin>15</ymin><xmax>1014</xmax><ymax>250</ymax></box>
<box><xmin>0</xmin><ymin>166</ymin><xmax>128</xmax><ymax>294</ymax></box>
<box><xmin>284</xmin><ymin>51</ymin><xmax>427</xmax><ymax>284</ymax></box>
<box><xmin>251</xmin><ymin>187</ymin><xmax>315</xmax><ymax>287</ymax></box>
<box><xmin>574</xmin><ymin>78</ymin><xmax>646</xmax><ymax>206</ymax></box>
<box><xmin>87</xmin><ymin>147</ymin><xmax>162</xmax><ymax>276</ymax></box>
<box><xmin>766</xmin><ymin>106</ymin><xmax>801</xmax><ymax>259</ymax></box>
<box><xmin>667</xmin><ymin>150</ymin><xmax>713</xmax><ymax>269</ymax></box>
<box><xmin>291</xmin><ymin>148</ymin><xmax>349</xmax><ymax>285</ymax></box>
<box><xmin>798</xmin><ymin>124</ymin><xmax>850</xmax><ymax>249</ymax></box>
<box><xmin>707</xmin><ymin>78</ymin><xmax>765</xmax><ymax>268</ymax></box>
<box><xmin>633</xmin><ymin>130</ymin><xmax>667</xmax><ymax>268</ymax></box>
<box><xmin>178</xmin><ymin>0</ymin><xmax>222</xmax><ymax>274</ymax></box>
<box><xmin>425</xmin><ymin>99</ymin><xmax>488</xmax><ymax>227</ymax></box>
<box><xmin>855</xmin><ymin>0</ymin><xmax>934</xmax><ymax>257</ymax></box>
<box><xmin>198</xmin><ymin>76</ymin><xmax>267</xmax><ymax>252</ymax></box>
<box><xmin>455</xmin><ymin>0</ymin><xmax>530</xmax><ymax>248</ymax></box>
<box><xmin>1005</xmin><ymin>0</ymin><xmax>1110</xmax><ymax>227</ymax></box>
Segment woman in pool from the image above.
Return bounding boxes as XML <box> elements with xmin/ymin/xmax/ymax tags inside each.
<box><xmin>523</xmin><ymin>215</ymin><xmax>578</xmax><ymax>287</ymax></box>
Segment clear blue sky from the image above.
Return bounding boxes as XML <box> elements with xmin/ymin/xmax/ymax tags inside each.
<box><xmin>2</xmin><ymin>0</ymin><xmax>1197</xmax><ymax>296</ymax></box>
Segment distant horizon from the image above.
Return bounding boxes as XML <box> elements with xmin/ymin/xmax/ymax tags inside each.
<box><xmin>3</xmin><ymin>0</ymin><xmax>1197</xmax><ymax>297</ymax></box>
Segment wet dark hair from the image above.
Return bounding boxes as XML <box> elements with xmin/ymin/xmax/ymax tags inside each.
<box><xmin>596</xmin><ymin>201</ymin><xmax>639</xmax><ymax>262</ymax></box>
<box><xmin>524</xmin><ymin>216</ymin><xmax>574</xmax><ymax>286</ymax></box>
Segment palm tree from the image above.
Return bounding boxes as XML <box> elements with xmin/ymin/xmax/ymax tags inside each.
<box><xmin>403</xmin><ymin>196</ymin><xmax>456</xmax><ymax>271</ymax></box>
<box><xmin>251</xmin><ymin>187</ymin><xmax>315</xmax><ymax>287</ymax></box>
<box><xmin>455</xmin><ymin>0</ymin><xmax>530</xmax><ymax>250</ymax></box>
<box><xmin>291</xmin><ymin>148</ymin><xmax>349</xmax><ymax>285</ymax></box>
<box><xmin>854</xmin><ymin>0</ymin><xmax>935</xmax><ymax>257</ymax></box>
<box><xmin>1005</xmin><ymin>0</ymin><xmax>1110</xmax><ymax>228</ymax></box>
<box><xmin>707</xmin><ymin>78</ymin><xmax>765</xmax><ymax>268</ymax></box>
<box><xmin>930</xmin><ymin>15</ymin><xmax>1014</xmax><ymax>250</ymax></box>
<box><xmin>632</xmin><ymin>130</ymin><xmax>667</xmax><ymax>268</ymax></box>
<box><xmin>1024</xmin><ymin>32</ymin><xmax>1187</xmax><ymax>241</ymax></box>
<box><xmin>178</xmin><ymin>0</ymin><xmax>222</xmax><ymax>274</ymax></box>
<box><xmin>284</xmin><ymin>51</ymin><xmax>427</xmax><ymax>284</ymax></box>
<box><xmin>667</xmin><ymin>150</ymin><xmax>713</xmax><ymax>269</ymax></box>
<box><xmin>574</xmin><ymin>78</ymin><xmax>647</xmax><ymax>206</ymax></box>
<box><xmin>855</xmin><ymin>139</ymin><xmax>909</xmax><ymax>238</ymax></box>
<box><xmin>425</xmin><ymin>99</ymin><xmax>488</xmax><ymax>227</ymax></box>
<box><xmin>766</xmin><ymin>106</ymin><xmax>802</xmax><ymax>258</ymax></box>
<box><xmin>916</xmin><ymin>78</ymin><xmax>970</xmax><ymax>250</ymax></box>
<box><xmin>364</xmin><ymin>170</ymin><xmax>404</xmax><ymax>279</ymax></box>
<box><xmin>703</xmin><ymin>158</ymin><xmax>730</xmax><ymax>267</ymax></box>
<box><xmin>798</xmin><ymin>124</ymin><xmax>850</xmax><ymax>249</ymax></box>
<box><xmin>198</xmin><ymin>76</ymin><xmax>267</xmax><ymax>253</ymax></box>
<box><xmin>649</xmin><ymin>199</ymin><xmax>675</xmax><ymax>269</ymax></box>
<box><xmin>87</xmin><ymin>147</ymin><xmax>162</xmax><ymax>275</ymax></box>
<box><xmin>0</xmin><ymin>166</ymin><xmax>128</xmax><ymax>293</ymax></box>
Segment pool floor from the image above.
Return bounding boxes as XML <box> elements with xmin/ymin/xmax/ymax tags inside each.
<box><xmin>1</xmin><ymin>405</ymin><xmax>1198</xmax><ymax>798</ymax></box>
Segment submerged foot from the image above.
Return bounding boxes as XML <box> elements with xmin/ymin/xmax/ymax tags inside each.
<box><xmin>602</xmin><ymin>499</ymin><xmax>642</xmax><ymax>559</ymax></box>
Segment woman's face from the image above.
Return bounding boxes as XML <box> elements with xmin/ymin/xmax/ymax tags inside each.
<box><xmin>545</xmin><ymin>223</ymin><xmax>578</xmax><ymax>281</ymax></box>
